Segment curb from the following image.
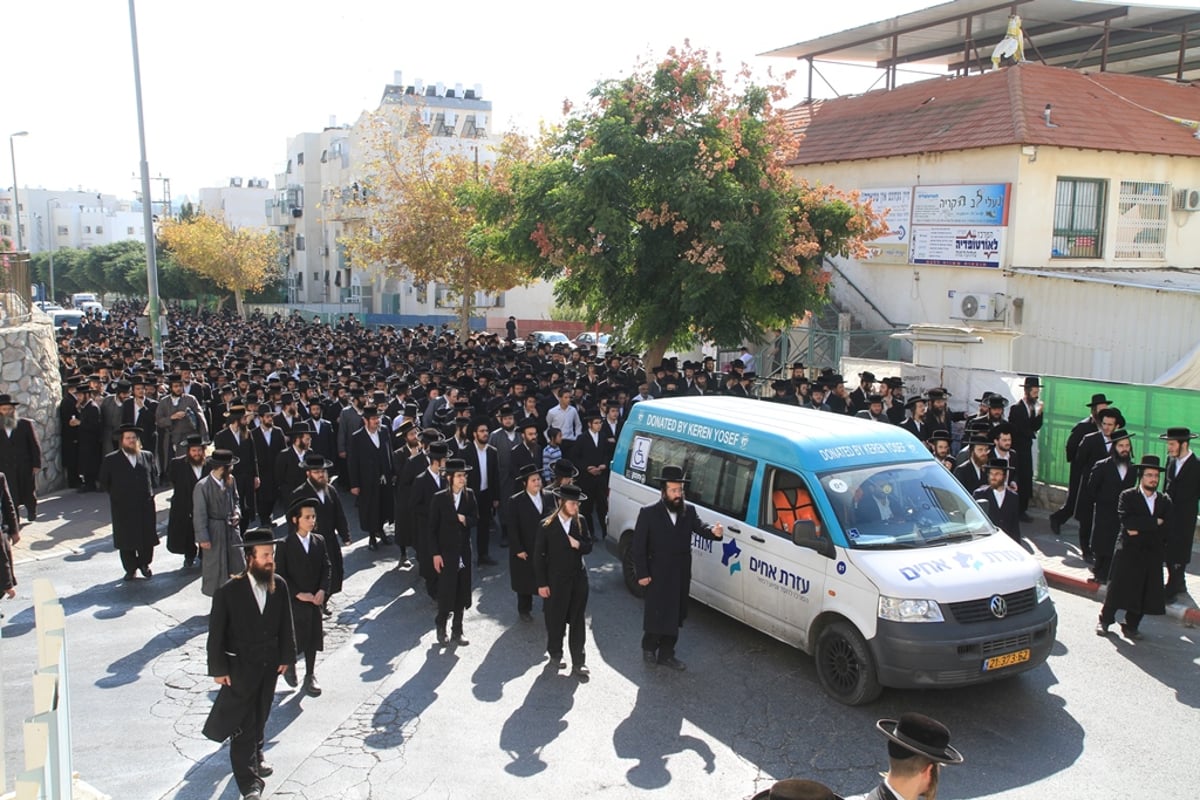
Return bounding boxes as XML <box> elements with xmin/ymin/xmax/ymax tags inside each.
<box><xmin>1044</xmin><ymin>567</ymin><xmax>1197</xmax><ymax>628</ymax></box>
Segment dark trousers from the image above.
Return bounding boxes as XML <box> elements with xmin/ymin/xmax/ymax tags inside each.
<box><xmin>475</xmin><ymin>492</ymin><xmax>495</xmax><ymax>559</ymax></box>
<box><xmin>517</xmin><ymin>593</ymin><xmax>533</xmax><ymax>614</ymax></box>
<box><xmin>229</xmin><ymin>669</ymin><xmax>278</xmax><ymax>795</ymax></box>
<box><xmin>1099</xmin><ymin>603</ymin><xmax>1143</xmax><ymax>631</ymax></box>
<box><xmin>642</xmin><ymin>632</ymin><xmax>679</xmax><ymax>659</ymax></box>
<box><xmin>1093</xmin><ymin>553</ymin><xmax>1113</xmax><ymax>584</ymax></box>
<box><xmin>1014</xmin><ymin>445</ymin><xmax>1034</xmax><ymax>512</ymax></box>
<box><xmin>1050</xmin><ymin>465</ymin><xmax>1083</xmax><ymax>527</ymax></box>
<box><xmin>118</xmin><ymin>546</ymin><xmax>154</xmax><ymax>573</ymax></box>
<box><xmin>435</xmin><ymin>567</ymin><xmax>469</xmax><ymax>636</ymax></box>
<box><xmin>1076</xmin><ymin>500</ymin><xmax>1095</xmax><ymax>556</ymax></box>
<box><xmin>1165</xmin><ymin>563</ymin><xmax>1188</xmax><ymax>595</ymax></box>
<box><xmin>544</xmin><ymin>574</ymin><xmax>588</xmax><ymax>664</ymax></box>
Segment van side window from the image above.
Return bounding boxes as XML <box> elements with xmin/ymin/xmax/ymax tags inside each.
<box><xmin>762</xmin><ymin>467</ymin><xmax>823</xmax><ymax>539</ymax></box>
<box><xmin>624</xmin><ymin>431</ymin><xmax>755</xmax><ymax>519</ymax></box>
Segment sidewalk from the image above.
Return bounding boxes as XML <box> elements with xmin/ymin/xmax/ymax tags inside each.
<box><xmin>11</xmin><ymin>486</ymin><xmax>171</xmax><ymax>566</ymax></box>
<box><xmin>1021</xmin><ymin>507</ymin><xmax>1200</xmax><ymax>627</ymax></box>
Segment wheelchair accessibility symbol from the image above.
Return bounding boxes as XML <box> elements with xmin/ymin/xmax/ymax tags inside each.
<box><xmin>631</xmin><ymin>436</ymin><xmax>651</xmax><ymax>471</ymax></box>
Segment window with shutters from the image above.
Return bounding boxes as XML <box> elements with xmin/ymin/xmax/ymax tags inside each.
<box><xmin>1114</xmin><ymin>181</ymin><xmax>1168</xmax><ymax>260</ymax></box>
<box><xmin>1051</xmin><ymin>177</ymin><xmax>1106</xmax><ymax>258</ymax></box>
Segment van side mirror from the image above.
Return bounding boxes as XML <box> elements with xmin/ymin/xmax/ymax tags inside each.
<box><xmin>792</xmin><ymin>519</ymin><xmax>835</xmax><ymax>558</ymax></box>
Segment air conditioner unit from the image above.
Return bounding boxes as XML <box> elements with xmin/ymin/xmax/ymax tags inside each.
<box><xmin>948</xmin><ymin>290</ymin><xmax>1006</xmax><ymax>321</ymax></box>
<box><xmin>1173</xmin><ymin>188</ymin><xmax>1200</xmax><ymax>211</ymax></box>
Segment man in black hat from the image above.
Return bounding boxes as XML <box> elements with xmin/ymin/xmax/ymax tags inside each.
<box><xmin>897</xmin><ymin>394</ymin><xmax>927</xmax><ymax>441</ymax></box>
<box><xmin>805</xmin><ymin>383</ymin><xmax>832</xmax><ymax>413</ymax></box>
<box><xmin>509</xmin><ymin>416</ymin><xmax>542</xmax><ymax>478</ymax></box>
<box><xmin>213</xmin><ymin>405</ymin><xmax>259</xmax><ymax>536</ymax></box>
<box><xmin>155</xmin><ymin>373</ymin><xmax>209</xmax><ymax>478</ymax></box>
<box><xmin>535</xmin><ymin>482</ymin><xmax>594</xmax><ymax>680</ymax></box>
<box><xmin>963</xmin><ymin>393</ymin><xmax>1008</xmax><ymax>442</ymax></box>
<box><xmin>120</xmin><ymin>376</ymin><xmax>158</xmax><ymax>471</ymax></box>
<box><xmin>854</xmin><ymin>394</ymin><xmax>889</xmax><ymax>424</ymax></box>
<box><xmin>1097</xmin><ymin>455</ymin><xmax>1173</xmax><ymax>640</ymax></box>
<box><xmin>58</xmin><ymin>380</ymin><xmax>83</xmax><ymax>489</ymax></box>
<box><xmin>167</xmin><ymin>433</ymin><xmax>210</xmax><ymax>568</ymax></box>
<box><xmin>507</xmin><ymin>463</ymin><xmax>549</xmax><ymax>622</ymax></box>
<box><xmin>203</xmin><ymin>528</ymin><xmax>295</xmax><ymax>800</ymax></box>
<box><xmin>632</xmin><ymin>465</ymin><xmax>724</xmax><ymax>670</ymax></box>
<box><xmin>849</xmin><ymin>371</ymin><xmax>876</xmax><ymax>414</ymax></box>
<box><xmin>391</xmin><ymin>420</ymin><xmax>424</xmax><ymax>564</ymax></box>
<box><xmin>973</xmin><ymin>459</ymin><xmax>1021</xmax><ymax>542</ymax></box>
<box><xmin>195</xmin><ymin>449</ymin><xmax>246</xmax><ymax>597</ymax></box>
<box><xmin>952</xmin><ymin>432</ymin><xmax>993</xmax><ymax>495</ymax></box>
<box><xmin>1086</xmin><ymin>429</ymin><xmax>1137</xmax><ymax>585</ymax></box>
<box><xmin>412</xmin><ymin>440</ymin><xmax>450</xmax><ymax>600</ymax></box>
<box><xmin>1007</xmin><ymin>376</ymin><xmax>1043</xmax><ymax>521</ymax></box>
<box><xmin>0</xmin><ymin>394</ymin><xmax>42</xmax><ymax>522</ymax></box>
<box><xmin>97</xmin><ymin>424</ymin><xmax>158</xmax><ymax>581</ymax></box>
<box><xmin>1161</xmin><ymin>427</ymin><xmax>1199</xmax><ymax>601</ymax></box>
<box><xmin>571</xmin><ymin>408</ymin><xmax>610</xmax><ymax>539</ymax></box>
<box><xmin>273</xmin><ymin>421</ymin><xmax>312</xmax><ymax>506</ymax></box>
<box><xmin>1071</xmin><ymin>407</ymin><xmax>1122</xmax><ymax>563</ymax></box>
<box><xmin>275</xmin><ymin>497</ymin><xmax>331</xmax><ymax>697</ymax></box>
<box><xmin>75</xmin><ymin>383</ymin><xmax>104</xmax><ymax>492</ymax></box>
<box><xmin>862</xmin><ymin>712</ymin><xmax>963</xmax><ymax>800</ymax></box>
<box><xmin>430</xmin><ymin>458</ymin><xmax>478</xmax><ymax>645</ymax></box>
<box><xmin>927</xmin><ymin>430</ymin><xmax>955</xmax><ymax>471</ymax></box>
<box><xmin>292</xmin><ymin>452</ymin><xmax>349</xmax><ymax>616</ymax></box>
<box><xmin>252</xmin><ymin>404</ymin><xmax>287</xmax><ymax>527</ymax></box>
<box><xmin>751</xmin><ymin>779</ymin><xmax>842</xmax><ymax>800</ymax></box>
<box><xmin>1050</xmin><ymin>392</ymin><xmax>1111</xmax><ymax>535</ymax></box>
<box><xmin>348</xmin><ymin>406</ymin><xmax>397</xmax><ymax>550</ymax></box>
<box><xmin>464</xmin><ymin>416</ymin><xmax>500</xmax><ymax>565</ymax></box>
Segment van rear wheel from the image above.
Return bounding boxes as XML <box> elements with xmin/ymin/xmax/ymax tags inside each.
<box><xmin>815</xmin><ymin>621</ymin><xmax>882</xmax><ymax>705</ymax></box>
<box><xmin>620</xmin><ymin>534</ymin><xmax>646</xmax><ymax>599</ymax></box>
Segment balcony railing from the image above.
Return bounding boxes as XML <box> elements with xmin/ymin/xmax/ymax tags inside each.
<box><xmin>0</xmin><ymin>251</ymin><xmax>33</xmax><ymax>326</ymax></box>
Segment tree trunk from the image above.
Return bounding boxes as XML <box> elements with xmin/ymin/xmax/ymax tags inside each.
<box><xmin>234</xmin><ymin>288</ymin><xmax>245</xmax><ymax>318</ymax></box>
<box><xmin>642</xmin><ymin>333</ymin><xmax>673</xmax><ymax>372</ymax></box>
<box><xmin>457</xmin><ymin>279</ymin><xmax>473</xmax><ymax>338</ymax></box>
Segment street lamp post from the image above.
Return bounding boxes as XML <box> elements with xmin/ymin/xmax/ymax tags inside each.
<box><xmin>127</xmin><ymin>0</ymin><xmax>163</xmax><ymax>367</ymax></box>
<box><xmin>8</xmin><ymin>131</ymin><xmax>28</xmax><ymax>251</ymax></box>
<box><xmin>46</xmin><ymin>198</ymin><xmax>59</xmax><ymax>302</ymax></box>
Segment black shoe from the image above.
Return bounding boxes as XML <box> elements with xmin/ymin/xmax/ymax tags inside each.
<box><xmin>1050</xmin><ymin>517</ymin><xmax>1062</xmax><ymax>536</ymax></box>
<box><xmin>26</xmin><ymin>510</ymin><xmax>35</xmax><ymax>523</ymax></box>
<box><xmin>1120</xmin><ymin>625</ymin><xmax>1143</xmax><ymax>640</ymax></box>
<box><xmin>519</xmin><ymin>611</ymin><xmax>534</xmax><ymax>622</ymax></box>
<box><xmin>1095</xmin><ymin>622</ymin><xmax>1110</xmax><ymax>636</ymax></box>
<box><xmin>304</xmin><ymin>675</ymin><xmax>322</xmax><ymax>697</ymax></box>
<box><xmin>548</xmin><ymin>653</ymin><xmax>566</xmax><ymax>669</ymax></box>
<box><xmin>1086</xmin><ymin>574</ymin><xmax>1100</xmax><ymax>584</ymax></box>
<box><xmin>453</xmin><ymin>634</ymin><xmax>469</xmax><ymax>647</ymax></box>
<box><xmin>437</xmin><ymin>628</ymin><xmax>449</xmax><ymax>645</ymax></box>
<box><xmin>283</xmin><ymin>665</ymin><xmax>298</xmax><ymax>688</ymax></box>
<box><xmin>242</xmin><ymin>791</ymin><xmax>262</xmax><ymax>800</ymax></box>
<box><xmin>140</xmin><ymin>566</ymin><xmax>153</xmax><ymax>579</ymax></box>
<box><xmin>367</xmin><ymin>540</ymin><xmax>379</xmax><ymax>552</ymax></box>
<box><xmin>123</xmin><ymin>571</ymin><xmax>137</xmax><ymax>582</ymax></box>
<box><xmin>183</xmin><ymin>558</ymin><xmax>195</xmax><ymax>569</ymax></box>
<box><xmin>1082</xmin><ymin>551</ymin><xmax>1095</xmax><ymax>565</ymax></box>
<box><xmin>658</xmin><ymin>656</ymin><xmax>687</xmax><ymax>671</ymax></box>
<box><xmin>322</xmin><ymin>604</ymin><xmax>333</xmax><ymax>618</ymax></box>
<box><xmin>573</xmin><ymin>664</ymin><xmax>590</xmax><ymax>682</ymax></box>
<box><xmin>382</xmin><ymin>534</ymin><xmax>394</xmax><ymax>545</ymax></box>
<box><xmin>643</xmin><ymin>650</ymin><xmax>658</xmax><ymax>665</ymax></box>
<box><xmin>1019</xmin><ymin>512</ymin><xmax>1034</xmax><ymax>523</ymax></box>
<box><xmin>256</xmin><ymin>761</ymin><xmax>274</xmax><ymax>778</ymax></box>
<box><xmin>478</xmin><ymin>556</ymin><xmax>498</xmax><ymax>566</ymax></box>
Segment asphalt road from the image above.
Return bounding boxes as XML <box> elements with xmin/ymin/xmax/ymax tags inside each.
<box><xmin>2</xmin><ymin>510</ymin><xmax>1198</xmax><ymax>799</ymax></box>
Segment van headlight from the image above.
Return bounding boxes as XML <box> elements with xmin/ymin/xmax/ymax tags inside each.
<box><xmin>1035</xmin><ymin>574</ymin><xmax>1050</xmax><ymax>603</ymax></box>
<box><xmin>878</xmin><ymin>596</ymin><xmax>944</xmax><ymax>623</ymax></box>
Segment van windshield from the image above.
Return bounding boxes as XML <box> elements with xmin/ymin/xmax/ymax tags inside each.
<box><xmin>818</xmin><ymin>461</ymin><xmax>995</xmax><ymax>549</ymax></box>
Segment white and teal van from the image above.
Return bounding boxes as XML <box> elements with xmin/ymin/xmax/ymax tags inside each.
<box><xmin>606</xmin><ymin>397</ymin><xmax>1057</xmax><ymax>705</ymax></box>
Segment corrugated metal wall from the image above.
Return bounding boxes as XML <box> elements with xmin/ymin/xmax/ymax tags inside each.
<box><xmin>1008</xmin><ymin>273</ymin><xmax>1200</xmax><ymax>384</ymax></box>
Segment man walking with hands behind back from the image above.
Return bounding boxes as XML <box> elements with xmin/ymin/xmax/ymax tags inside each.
<box><xmin>632</xmin><ymin>465</ymin><xmax>723</xmax><ymax>671</ymax></box>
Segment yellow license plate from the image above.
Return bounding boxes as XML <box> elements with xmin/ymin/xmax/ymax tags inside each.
<box><xmin>982</xmin><ymin>649</ymin><xmax>1031</xmax><ymax>672</ymax></box>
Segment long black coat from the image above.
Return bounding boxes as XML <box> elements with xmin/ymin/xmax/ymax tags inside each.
<box><xmin>96</xmin><ymin>449</ymin><xmax>157</xmax><ymax>551</ymax></box>
<box><xmin>1086</xmin><ymin>458</ymin><xmax>1137</xmax><ymax>559</ymax></box>
<box><xmin>533</xmin><ymin>510</ymin><xmax>593</xmax><ymax>590</ymax></box>
<box><xmin>507</xmin><ymin>489</ymin><xmax>552</xmax><ymax>595</ymax></box>
<box><xmin>274</xmin><ymin>531</ymin><xmax>331</xmax><ymax>654</ymax></box>
<box><xmin>1073</xmin><ymin>430</ymin><xmax>1111</xmax><ymax>521</ymax></box>
<box><xmin>77</xmin><ymin>400</ymin><xmax>104</xmax><ymax>480</ymax></box>
<box><xmin>973</xmin><ymin>485</ymin><xmax>1021</xmax><ymax>541</ymax></box>
<box><xmin>411</xmin><ymin>468</ymin><xmax>444</xmax><ymax>582</ymax></box>
<box><xmin>632</xmin><ymin>499</ymin><xmax>721</xmax><ymax>637</ymax></box>
<box><xmin>347</xmin><ymin>428</ymin><xmax>394</xmax><ymax>533</ymax></box>
<box><xmin>166</xmin><ymin>455</ymin><xmax>208</xmax><ymax>554</ymax></box>
<box><xmin>274</xmin><ymin>446</ymin><xmax>309</xmax><ymax>503</ymax></box>
<box><xmin>1106</xmin><ymin>487</ymin><xmax>1172</xmax><ymax>615</ymax></box>
<box><xmin>252</xmin><ymin>426</ymin><xmax>287</xmax><ymax>517</ymax></box>
<box><xmin>0</xmin><ymin>473</ymin><xmax>18</xmax><ymax>591</ymax></box>
<box><xmin>213</xmin><ymin>426</ymin><xmax>259</xmax><ymax>521</ymax></box>
<box><xmin>0</xmin><ymin>419</ymin><xmax>41</xmax><ymax>508</ymax></box>
<box><xmin>1163</xmin><ymin>454</ymin><xmax>1200</xmax><ymax>566</ymax></box>
<box><xmin>203</xmin><ymin>574</ymin><xmax>296</xmax><ymax>743</ymax></box>
<box><xmin>120</xmin><ymin>397</ymin><xmax>158</xmax><ymax>454</ymax></box>
<box><xmin>392</xmin><ymin>446</ymin><xmax>426</xmax><ymax>548</ymax></box>
<box><xmin>291</xmin><ymin>481</ymin><xmax>350</xmax><ymax>594</ymax></box>
<box><xmin>429</xmin><ymin>488</ymin><xmax>478</xmax><ymax>609</ymax></box>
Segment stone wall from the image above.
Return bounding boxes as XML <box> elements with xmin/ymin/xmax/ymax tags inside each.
<box><xmin>1</xmin><ymin>315</ymin><xmax>63</xmax><ymax>493</ymax></box>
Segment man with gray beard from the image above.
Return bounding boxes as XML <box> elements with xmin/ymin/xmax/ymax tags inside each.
<box><xmin>97</xmin><ymin>425</ymin><xmax>158</xmax><ymax>580</ymax></box>
<box><xmin>0</xmin><ymin>394</ymin><xmax>42</xmax><ymax>522</ymax></box>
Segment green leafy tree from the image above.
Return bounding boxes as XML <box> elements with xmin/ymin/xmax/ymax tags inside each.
<box><xmin>471</xmin><ymin>43</ymin><xmax>885</xmax><ymax>364</ymax></box>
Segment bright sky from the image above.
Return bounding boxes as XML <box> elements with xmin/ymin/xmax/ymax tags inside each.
<box><xmin>4</xmin><ymin>0</ymin><xmax>1196</xmax><ymax>201</ymax></box>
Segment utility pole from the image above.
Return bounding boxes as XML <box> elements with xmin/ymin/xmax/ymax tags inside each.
<box><xmin>128</xmin><ymin>0</ymin><xmax>163</xmax><ymax>367</ymax></box>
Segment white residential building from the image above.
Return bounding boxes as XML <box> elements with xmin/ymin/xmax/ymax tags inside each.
<box><xmin>197</xmin><ymin>179</ymin><xmax>274</xmax><ymax>230</ymax></box>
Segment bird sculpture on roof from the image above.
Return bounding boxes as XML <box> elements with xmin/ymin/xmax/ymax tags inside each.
<box><xmin>991</xmin><ymin>14</ymin><xmax>1025</xmax><ymax>69</ymax></box>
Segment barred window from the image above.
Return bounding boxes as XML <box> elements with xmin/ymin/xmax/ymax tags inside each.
<box><xmin>1051</xmin><ymin>177</ymin><xmax>1106</xmax><ymax>258</ymax></box>
<box><xmin>1114</xmin><ymin>181</ymin><xmax>1168</xmax><ymax>259</ymax></box>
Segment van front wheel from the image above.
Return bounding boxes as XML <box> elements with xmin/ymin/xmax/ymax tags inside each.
<box><xmin>815</xmin><ymin>621</ymin><xmax>882</xmax><ymax>705</ymax></box>
<box><xmin>620</xmin><ymin>535</ymin><xmax>646</xmax><ymax>599</ymax></box>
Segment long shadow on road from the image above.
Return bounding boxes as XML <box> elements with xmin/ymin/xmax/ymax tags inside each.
<box><xmin>499</xmin><ymin>664</ymin><xmax>581</xmax><ymax>777</ymax></box>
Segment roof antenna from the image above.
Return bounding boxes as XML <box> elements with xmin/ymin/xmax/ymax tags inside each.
<box><xmin>1044</xmin><ymin>103</ymin><xmax>1059</xmax><ymax>128</ymax></box>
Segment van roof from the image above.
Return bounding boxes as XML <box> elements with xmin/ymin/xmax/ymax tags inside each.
<box><xmin>628</xmin><ymin>396</ymin><xmax>930</xmax><ymax>472</ymax></box>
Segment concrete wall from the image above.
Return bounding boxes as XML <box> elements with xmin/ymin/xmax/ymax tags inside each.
<box><xmin>0</xmin><ymin>314</ymin><xmax>63</xmax><ymax>492</ymax></box>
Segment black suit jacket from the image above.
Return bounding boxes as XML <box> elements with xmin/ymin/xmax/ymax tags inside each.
<box><xmin>953</xmin><ymin>460</ymin><xmax>986</xmax><ymax>495</ymax></box>
<box><xmin>464</xmin><ymin>443</ymin><xmax>499</xmax><ymax>500</ymax></box>
<box><xmin>120</xmin><ymin>397</ymin><xmax>159</xmax><ymax>451</ymax></box>
<box><xmin>252</xmin><ymin>426</ymin><xmax>287</xmax><ymax>486</ymax></box>
<box><xmin>1164</xmin><ymin>454</ymin><xmax>1200</xmax><ymax>564</ymax></box>
<box><xmin>274</xmin><ymin>446</ymin><xmax>309</xmax><ymax>501</ymax></box>
<box><xmin>429</xmin><ymin>488</ymin><xmax>478</xmax><ymax>567</ymax></box>
<box><xmin>1008</xmin><ymin>398</ymin><xmax>1043</xmax><ymax>449</ymax></box>
<box><xmin>292</xmin><ymin>480</ymin><xmax>350</xmax><ymax>544</ymax></box>
<box><xmin>973</xmin><ymin>484</ymin><xmax>1021</xmax><ymax>539</ymax></box>
<box><xmin>533</xmin><ymin>511</ymin><xmax>593</xmax><ymax>588</ymax></box>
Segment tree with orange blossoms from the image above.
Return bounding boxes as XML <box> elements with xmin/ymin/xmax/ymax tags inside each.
<box><xmin>159</xmin><ymin>213</ymin><xmax>282</xmax><ymax>317</ymax></box>
<box><xmin>340</xmin><ymin>111</ymin><xmax>535</xmax><ymax>335</ymax></box>
<box><xmin>469</xmin><ymin>42</ymin><xmax>887</xmax><ymax>365</ymax></box>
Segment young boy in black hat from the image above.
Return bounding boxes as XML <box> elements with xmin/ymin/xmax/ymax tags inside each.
<box><xmin>430</xmin><ymin>458</ymin><xmax>478</xmax><ymax>646</ymax></box>
<box><xmin>275</xmin><ymin>497</ymin><xmax>331</xmax><ymax>697</ymax></box>
<box><xmin>534</xmin><ymin>482</ymin><xmax>593</xmax><ymax>679</ymax></box>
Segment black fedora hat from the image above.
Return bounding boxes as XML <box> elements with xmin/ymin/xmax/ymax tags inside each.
<box><xmin>302</xmin><ymin>452</ymin><xmax>335</xmax><ymax>471</ymax></box>
<box><xmin>116</xmin><ymin>423</ymin><xmax>143</xmax><ymax>435</ymax></box>
<box><xmin>876</xmin><ymin>713</ymin><xmax>964</xmax><ymax>765</ymax></box>
<box><xmin>552</xmin><ymin>458</ymin><xmax>579</xmax><ymax>479</ymax></box>
<box><xmin>360</xmin><ymin>405</ymin><xmax>381</xmax><ymax>418</ymax></box>
<box><xmin>241</xmin><ymin>527</ymin><xmax>285</xmax><ymax>549</ymax></box>
<box><xmin>551</xmin><ymin>482</ymin><xmax>587</xmax><ymax>502</ymax></box>
<box><xmin>656</xmin><ymin>465</ymin><xmax>690</xmax><ymax>486</ymax></box>
<box><xmin>1022</xmin><ymin>375</ymin><xmax>1042</xmax><ymax>389</ymax></box>
<box><xmin>1159</xmin><ymin>426</ymin><xmax>1198</xmax><ymax>441</ymax></box>
<box><xmin>984</xmin><ymin>458</ymin><xmax>1014</xmax><ymax>473</ymax></box>
<box><xmin>0</xmin><ymin>394</ymin><xmax>20</xmax><ymax>406</ymax></box>
<box><xmin>515</xmin><ymin>416</ymin><xmax>540</xmax><ymax>432</ymax></box>
<box><xmin>858</xmin><ymin>371</ymin><xmax>876</xmax><ymax>382</ymax></box>
<box><xmin>1134</xmin><ymin>454</ymin><xmax>1165</xmax><ymax>472</ymax></box>
<box><xmin>285</xmin><ymin>421</ymin><xmax>313</xmax><ymax>439</ymax></box>
<box><xmin>205</xmin><ymin>449</ymin><xmax>240</xmax><ymax>468</ymax></box>
<box><xmin>514</xmin><ymin>462</ymin><xmax>541</xmax><ymax>483</ymax></box>
<box><xmin>1109</xmin><ymin>428</ymin><xmax>1135</xmax><ymax>443</ymax></box>
<box><xmin>1086</xmin><ymin>393</ymin><xmax>1113</xmax><ymax>407</ymax></box>
<box><xmin>286</xmin><ymin>496</ymin><xmax>320</xmax><ymax>518</ymax></box>
<box><xmin>927</xmin><ymin>429</ymin><xmax>952</xmax><ymax>444</ymax></box>
<box><xmin>750</xmin><ymin>779</ymin><xmax>844</xmax><ymax>800</ymax></box>
<box><xmin>182</xmin><ymin>433</ymin><xmax>209</xmax><ymax>449</ymax></box>
<box><xmin>441</xmin><ymin>458</ymin><xmax>473</xmax><ymax>475</ymax></box>
<box><xmin>224</xmin><ymin>404</ymin><xmax>247</xmax><ymax>420</ymax></box>
<box><xmin>426</xmin><ymin>441</ymin><xmax>451</xmax><ymax>459</ymax></box>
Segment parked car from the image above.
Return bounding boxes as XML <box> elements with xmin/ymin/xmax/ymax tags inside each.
<box><xmin>50</xmin><ymin>310</ymin><xmax>86</xmax><ymax>330</ymax></box>
<box><xmin>574</xmin><ymin>332</ymin><xmax>611</xmax><ymax>355</ymax></box>
<box><xmin>35</xmin><ymin>301</ymin><xmax>63</xmax><ymax>312</ymax></box>
<box><xmin>527</xmin><ymin>330</ymin><xmax>576</xmax><ymax>350</ymax></box>
<box><xmin>78</xmin><ymin>301</ymin><xmax>109</xmax><ymax>320</ymax></box>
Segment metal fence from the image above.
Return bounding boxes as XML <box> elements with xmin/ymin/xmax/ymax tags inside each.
<box><xmin>0</xmin><ymin>251</ymin><xmax>33</xmax><ymax>326</ymax></box>
<box><xmin>723</xmin><ymin>322</ymin><xmax>906</xmax><ymax>381</ymax></box>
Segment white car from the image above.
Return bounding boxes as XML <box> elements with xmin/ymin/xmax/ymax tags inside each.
<box><xmin>35</xmin><ymin>301</ymin><xmax>63</xmax><ymax>312</ymax></box>
<box><xmin>528</xmin><ymin>330</ymin><xmax>576</xmax><ymax>350</ymax></box>
<box><xmin>574</xmin><ymin>332</ymin><xmax>611</xmax><ymax>355</ymax></box>
<box><xmin>78</xmin><ymin>301</ymin><xmax>109</xmax><ymax>319</ymax></box>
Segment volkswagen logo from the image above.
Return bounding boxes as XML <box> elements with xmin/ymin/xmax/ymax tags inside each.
<box><xmin>989</xmin><ymin>594</ymin><xmax>1008</xmax><ymax>619</ymax></box>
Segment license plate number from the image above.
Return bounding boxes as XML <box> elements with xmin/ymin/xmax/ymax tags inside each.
<box><xmin>982</xmin><ymin>648</ymin><xmax>1031</xmax><ymax>672</ymax></box>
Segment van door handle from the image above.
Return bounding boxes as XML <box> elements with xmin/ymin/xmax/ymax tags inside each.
<box><xmin>727</xmin><ymin>525</ymin><xmax>741</xmax><ymax>533</ymax></box>
<box><xmin>750</xmin><ymin>534</ymin><xmax>765</xmax><ymax>543</ymax></box>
